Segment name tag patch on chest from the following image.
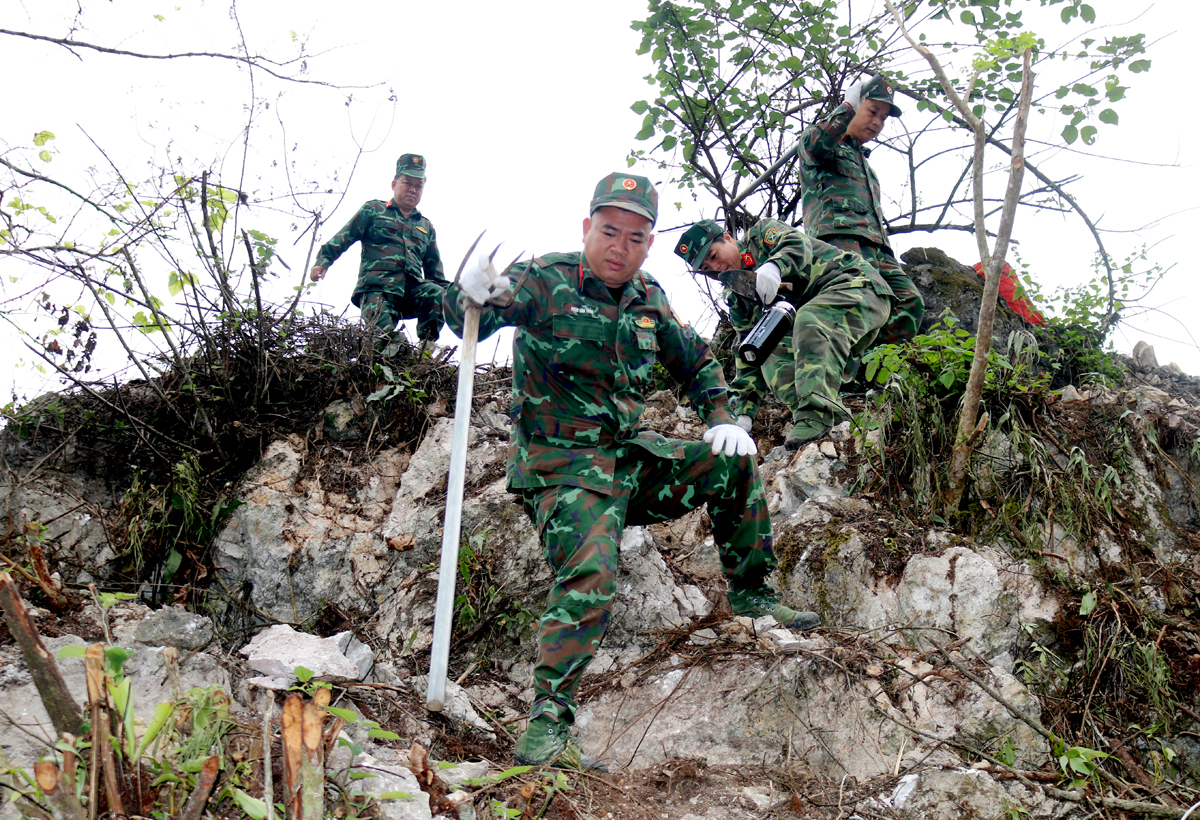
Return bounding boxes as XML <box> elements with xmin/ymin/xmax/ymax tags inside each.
<box><xmin>634</xmin><ymin>316</ymin><xmax>656</xmax><ymax>329</ymax></box>
<box><xmin>568</xmin><ymin>304</ymin><xmax>598</xmax><ymax>317</ymax></box>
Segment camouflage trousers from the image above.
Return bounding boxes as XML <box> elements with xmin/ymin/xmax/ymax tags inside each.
<box><xmin>520</xmin><ymin>442</ymin><xmax>775</xmax><ymax>727</ymax></box>
<box><xmin>757</xmin><ymin>278</ymin><xmax>891</xmax><ymax>426</ymax></box>
<box><xmin>355</xmin><ymin>278</ymin><xmax>446</xmax><ymax>343</ymax></box>
<box><xmin>823</xmin><ymin>237</ymin><xmax>924</xmax><ymax>345</ymax></box>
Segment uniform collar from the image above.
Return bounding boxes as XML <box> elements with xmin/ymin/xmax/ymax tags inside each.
<box><xmin>577</xmin><ymin>258</ymin><xmax>648</xmax><ymax>296</ymax></box>
<box><xmin>386</xmin><ymin>200</ymin><xmax>422</xmax><ymax>219</ymax></box>
<box><xmin>840</xmin><ymin>135</ymin><xmax>871</xmax><ymax>157</ymax></box>
<box><xmin>737</xmin><ymin>244</ymin><xmax>756</xmax><ymax>268</ymax></box>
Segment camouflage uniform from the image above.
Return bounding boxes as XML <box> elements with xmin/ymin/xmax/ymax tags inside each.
<box><xmin>676</xmin><ymin>219</ymin><xmax>892</xmax><ymax>430</ymax></box>
<box><xmin>315</xmin><ymin>155</ymin><xmax>446</xmax><ymax>342</ymax></box>
<box><xmin>442</xmin><ymin>251</ymin><xmax>776</xmax><ymax>733</ymax></box>
<box><xmin>799</xmin><ymin>101</ymin><xmax>924</xmax><ymax>345</ymax></box>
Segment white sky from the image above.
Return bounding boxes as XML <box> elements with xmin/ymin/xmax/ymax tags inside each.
<box><xmin>1</xmin><ymin>0</ymin><xmax>1197</xmax><ymax>402</ymax></box>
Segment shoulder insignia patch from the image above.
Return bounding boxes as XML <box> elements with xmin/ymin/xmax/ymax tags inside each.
<box><xmin>635</xmin><ymin>316</ymin><xmax>656</xmax><ymax>329</ymax></box>
<box><xmin>763</xmin><ymin>226</ymin><xmax>782</xmax><ymax>246</ymax></box>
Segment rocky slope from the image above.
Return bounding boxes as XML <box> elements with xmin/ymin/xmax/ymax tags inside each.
<box><xmin>1</xmin><ymin>252</ymin><xmax>1199</xmax><ymax>820</ymax></box>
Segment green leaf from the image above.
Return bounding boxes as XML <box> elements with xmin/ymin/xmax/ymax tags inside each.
<box><xmin>1079</xmin><ymin>591</ymin><xmax>1097</xmax><ymax>615</ymax></box>
<box><xmin>58</xmin><ymin>645</ymin><xmax>87</xmax><ymax>659</ymax></box>
<box><xmin>1098</xmin><ymin>108</ymin><xmax>1118</xmax><ymax>125</ymax></box>
<box><xmin>661</xmin><ymin>135</ymin><xmax>677</xmax><ymax>152</ymax></box>
<box><xmin>1061</xmin><ymin>124</ymin><xmax>1079</xmax><ymax>144</ymax></box>
<box><xmin>960</xmin><ymin>10</ymin><xmax>976</xmax><ymax>24</ymax></box>
<box><xmin>1080</xmin><ymin>125</ymin><xmax>1098</xmax><ymax>144</ymax></box>
<box><xmin>32</xmin><ymin>131</ymin><xmax>55</xmax><ymax>147</ymax></box>
<box><xmin>379</xmin><ymin>791</ymin><xmax>416</xmax><ymax>800</ymax></box>
<box><xmin>38</xmin><ymin>150</ymin><xmax>52</xmax><ymax>163</ymax></box>
<box><xmin>294</xmin><ymin>666</ymin><xmax>315</xmax><ymax>683</ymax></box>
<box><xmin>1080</xmin><ymin>4</ymin><xmax>1095</xmax><ymax>23</ymax></box>
<box><xmin>230</xmin><ymin>788</ymin><xmax>270</xmax><ymax>820</ymax></box>
<box><xmin>1129</xmin><ymin>59</ymin><xmax>1151</xmax><ymax>73</ymax></box>
<box><xmin>348</xmin><ymin>770</ymin><xmax>377</xmax><ymax>780</ymax></box>
<box><xmin>630</xmin><ymin>100</ymin><xmax>649</xmax><ymax>115</ymax></box>
<box><xmin>367</xmin><ymin>728</ymin><xmax>401</xmax><ymax>740</ymax></box>
<box><xmin>1071</xmin><ymin>83</ymin><xmax>1098</xmax><ymax>97</ymax></box>
<box><xmin>327</xmin><ymin>706</ymin><xmax>358</xmax><ymax>722</ymax></box>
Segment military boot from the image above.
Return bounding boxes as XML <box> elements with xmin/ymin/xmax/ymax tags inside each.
<box><xmin>514</xmin><ymin>715</ymin><xmax>608</xmax><ymax>772</ymax></box>
<box><xmin>728</xmin><ymin>587</ymin><xmax>821</xmax><ymax>631</ymax></box>
<box><xmin>785</xmin><ymin>419</ymin><xmax>830</xmax><ymax>451</ymax></box>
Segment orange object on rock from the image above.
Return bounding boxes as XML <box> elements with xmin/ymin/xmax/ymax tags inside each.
<box><xmin>973</xmin><ymin>262</ymin><xmax>1045</xmax><ymax>325</ymax></box>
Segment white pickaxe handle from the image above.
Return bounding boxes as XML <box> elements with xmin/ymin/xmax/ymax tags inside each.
<box><xmin>425</xmin><ymin>303</ymin><xmax>480</xmax><ymax>711</ymax></box>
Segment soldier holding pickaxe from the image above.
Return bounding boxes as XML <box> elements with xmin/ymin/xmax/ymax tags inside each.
<box><xmin>440</xmin><ymin>173</ymin><xmax>818</xmax><ymax>771</ymax></box>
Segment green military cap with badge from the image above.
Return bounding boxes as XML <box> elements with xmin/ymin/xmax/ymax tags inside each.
<box><xmin>590</xmin><ymin>172</ymin><xmax>658</xmax><ymax>226</ymax></box>
<box><xmin>861</xmin><ymin>73</ymin><xmax>903</xmax><ymax>118</ymax></box>
<box><xmin>396</xmin><ymin>153</ymin><xmax>427</xmax><ymax>179</ymax></box>
<box><xmin>673</xmin><ymin>219</ymin><xmax>725</xmax><ymax>269</ymax></box>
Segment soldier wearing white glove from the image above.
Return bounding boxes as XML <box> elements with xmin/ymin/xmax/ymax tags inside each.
<box><xmin>755</xmin><ymin>261</ymin><xmax>781</xmax><ymax>304</ymax></box>
<box><xmin>459</xmin><ymin>252</ymin><xmax>511</xmax><ymax>306</ymax></box>
<box><xmin>735</xmin><ymin>415</ymin><xmax>754</xmax><ymax>433</ymax></box>
<box><xmin>703</xmin><ymin>423</ymin><xmax>757</xmax><ymax>457</ymax></box>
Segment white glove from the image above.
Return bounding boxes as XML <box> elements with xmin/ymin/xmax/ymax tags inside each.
<box><xmin>704</xmin><ymin>424</ymin><xmax>757</xmax><ymax>457</ymax></box>
<box><xmin>845</xmin><ymin>78</ymin><xmax>866</xmax><ymax>109</ymax></box>
<box><xmin>735</xmin><ymin>415</ymin><xmax>753</xmax><ymax>433</ymax></box>
<box><xmin>755</xmin><ymin>261</ymin><xmax>781</xmax><ymax>304</ymax></box>
<box><xmin>460</xmin><ymin>252</ymin><xmax>512</xmax><ymax>306</ymax></box>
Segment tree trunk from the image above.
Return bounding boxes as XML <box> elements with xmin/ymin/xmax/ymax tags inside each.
<box><xmin>0</xmin><ymin>573</ymin><xmax>83</xmax><ymax>736</ymax></box>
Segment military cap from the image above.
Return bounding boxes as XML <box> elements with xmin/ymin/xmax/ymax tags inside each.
<box><xmin>395</xmin><ymin>153</ymin><xmax>427</xmax><ymax>179</ymax></box>
<box><xmin>674</xmin><ymin>220</ymin><xmax>725</xmax><ymax>269</ymax></box>
<box><xmin>862</xmin><ymin>74</ymin><xmax>902</xmax><ymax>118</ymax></box>
<box><xmin>590</xmin><ymin>172</ymin><xmax>658</xmax><ymax>226</ymax></box>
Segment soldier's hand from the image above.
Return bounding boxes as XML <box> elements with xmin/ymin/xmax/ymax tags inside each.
<box><xmin>460</xmin><ymin>252</ymin><xmax>512</xmax><ymax>306</ymax></box>
<box><xmin>309</xmin><ymin>265</ymin><xmax>327</xmax><ymax>282</ymax></box>
<box><xmin>755</xmin><ymin>261</ymin><xmax>781</xmax><ymax>304</ymax></box>
<box><xmin>735</xmin><ymin>415</ymin><xmax>754</xmax><ymax>433</ymax></box>
<box><xmin>704</xmin><ymin>424</ymin><xmax>757</xmax><ymax>457</ymax></box>
<box><xmin>844</xmin><ymin>78</ymin><xmax>866</xmax><ymax>109</ymax></box>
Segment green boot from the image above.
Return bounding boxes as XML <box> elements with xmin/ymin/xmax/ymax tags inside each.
<box><xmin>514</xmin><ymin>715</ymin><xmax>608</xmax><ymax>772</ymax></box>
<box><xmin>785</xmin><ymin>419</ymin><xmax>830</xmax><ymax>451</ymax></box>
<box><xmin>728</xmin><ymin>587</ymin><xmax>821</xmax><ymax>631</ymax></box>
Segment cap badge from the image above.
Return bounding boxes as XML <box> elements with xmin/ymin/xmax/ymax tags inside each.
<box><xmin>622</xmin><ymin>178</ymin><xmax>638</xmax><ymax>190</ymax></box>
<box><xmin>678</xmin><ymin>243</ymin><xmax>688</xmax><ymax>255</ymax></box>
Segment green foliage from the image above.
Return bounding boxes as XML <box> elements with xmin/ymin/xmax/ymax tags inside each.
<box><xmin>628</xmin><ymin>0</ymin><xmax>1148</xmax><ymax>226</ymax></box>
<box><xmin>1053</xmin><ymin>740</ymin><xmax>1109</xmax><ymax>789</ymax></box>
<box><xmin>367</xmin><ymin>362</ymin><xmax>428</xmax><ymax>404</ymax></box>
<box><xmin>453</xmin><ymin>524</ymin><xmax>537</xmax><ymax>643</ymax></box>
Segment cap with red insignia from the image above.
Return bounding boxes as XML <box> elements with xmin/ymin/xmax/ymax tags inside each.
<box><xmin>396</xmin><ymin>153</ymin><xmax>426</xmax><ymax>179</ymax></box>
<box><xmin>862</xmin><ymin>74</ymin><xmax>902</xmax><ymax>118</ymax></box>
<box><xmin>590</xmin><ymin>172</ymin><xmax>658</xmax><ymax>226</ymax></box>
<box><xmin>673</xmin><ymin>219</ymin><xmax>725</xmax><ymax>269</ymax></box>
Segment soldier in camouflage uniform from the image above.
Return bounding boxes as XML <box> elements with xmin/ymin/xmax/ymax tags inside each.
<box><xmin>675</xmin><ymin>218</ymin><xmax>892</xmax><ymax>449</ymax></box>
<box><xmin>798</xmin><ymin>73</ymin><xmax>924</xmax><ymax>350</ymax></box>
<box><xmin>309</xmin><ymin>153</ymin><xmax>446</xmax><ymax>348</ymax></box>
<box><xmin>443</xmin><ymin>173</ymin><xmax>818</xmax><ymax>770</ymax></box>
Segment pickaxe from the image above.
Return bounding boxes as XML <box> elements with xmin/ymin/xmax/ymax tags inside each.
<box><xmin>426</xmin><ymin>232</ymin><xmax>525</xmax><ymax>712</ymax></box>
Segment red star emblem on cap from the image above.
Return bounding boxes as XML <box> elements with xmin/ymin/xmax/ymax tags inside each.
<box><xmin>622</xmin><ymin>179</ymin><xmax>637</xmax><ymax>190</ymax></box>
<box><xmin>679</xmin><ymin>243</ymin><xmax>688</xmax><ymax>254</ymax></box>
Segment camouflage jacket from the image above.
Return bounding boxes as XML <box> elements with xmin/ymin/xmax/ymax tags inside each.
<box><xmin>315</xmin><ymin>200</ymin><xmax>445</xmax><ymax>306</ymax></box>
<box><xmin>798</xmin><ymin>102</ymin><xmax>891</xmax><ymax>248</ymax></box>
<box><xmin>443</xmin><ymin>252</ymin><xmax>736</xmax><ymax>496</ymax></box>
<box><xmin>725</xmin><ymin>219</ymin><xmax>892</xmax><ymax>418</ymax></box>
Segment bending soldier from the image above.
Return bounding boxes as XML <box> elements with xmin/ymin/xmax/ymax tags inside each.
<box><xmin>675</xmin><ymin>218</ymin><xmax>892</xmax><ymax>449</ymax></box>
<box><xmin>310</xmin><ymin>153</ymin><xmax>446</xmax><ymax>350</ymax></box>
<box><xmin>799</xmin><ymin>73</ymin><xmax>924</xmax><ymax>351</ymax></box>
<box><xmin>442</xmin><ymin>173</ymin><xmax>818</xmax><ymax>771</ymax></box>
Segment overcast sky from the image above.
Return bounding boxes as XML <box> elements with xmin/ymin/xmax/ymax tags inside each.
<box><xmin>2</xmin><ymin>0</ymin><xmax>1197</xmax><ymax>401</ymax></box>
